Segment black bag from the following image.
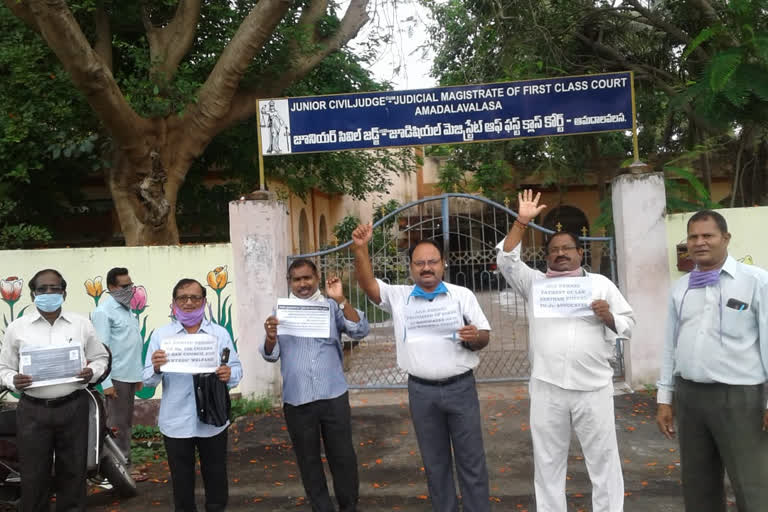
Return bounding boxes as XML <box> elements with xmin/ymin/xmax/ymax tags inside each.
<box><xmin>193</xmin><ymin>348</ymin><xmax>231</xmax><ymax>427</ymax></box>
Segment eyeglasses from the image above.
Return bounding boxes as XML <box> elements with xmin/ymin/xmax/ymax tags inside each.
<box><xmin>175</xmin><ymin>295</ymin><xmax>204</xmax><ymax>304</ymax></box>
<box><xmin>34</xmin><ymin>285</ymin><xmax>64</xmax><ymax>294</ymax></box>
<box><xmin>547</xmin><ymin>245</ymin><xmax>579</xmax><ymax>255</ymax></box>
<box><xmin>118</xmin><ymin>283</ymin><xmax>134</xmax><ymax>289</ymax></box>
<box><xmin>412</xmin><ymin>259</ymin><xmax>441</xmax><ymax>269</ymax></box>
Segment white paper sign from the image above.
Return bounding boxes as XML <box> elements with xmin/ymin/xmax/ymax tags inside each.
<box><xmin>404</xmin><ymin>300</ymin><xmax>463</xmax><ymax>341</ymax></box>
<box><xmin>160</xmin><ymin>334</ymin><xmax>219</xmax><ymax>373</ymax></box>
<box><xmin>20</xmin><ymin>345</ymin><xmax>83</xmax><ymax>388</ymax></box>
<box><xmin>532</xmin><ymin>277</ymin><xmax>593</xmax><ymax>318</ymax></box>
<box><xmin>276</xmin><ymin>298</ymin><xmax>331</xmax><ymax>338</ymax></box>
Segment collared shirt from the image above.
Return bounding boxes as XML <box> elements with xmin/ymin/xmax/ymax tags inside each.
<box><xmin>260</xmin><ymin>298</ymin><xmax>369</xmax><ymax>406</ymax></box>
<box><xmin>496</xmin><ymin>240</ymin><xmax>635</xmax><ymax>391</ymax></box>
<box><xmin>0</xmin><ymin>309</ymin><xmax>109</xmax><ymax>399</ymax></box>
<box><xmin>142</xmin><ymin>318</ymin><xmax>242</xmax><ymax>438</ymax></box>
<box><xmin>657</xmin><ymin>255</ymin><xmax>768</xmax><ymax>405</ymax></box>
<box><xmin>91</xmin><ymin>294</ymin><xmax>143</xmax><ymax>389</ymax></box>
<box><xmin>376</xmin><ymin>279</ymin><xmax>491</xmax><ymax>381</ymax></box>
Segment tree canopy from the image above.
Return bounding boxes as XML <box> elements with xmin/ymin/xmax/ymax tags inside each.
<box><xmin>1</xmin><ymin>0</ymin><xmax>409</xmax><ymax>246</ymax></box>
<box><xmin>423</xmin><ymin>0</ymin><xmax>768</xmax><ymax>210</ymax></box>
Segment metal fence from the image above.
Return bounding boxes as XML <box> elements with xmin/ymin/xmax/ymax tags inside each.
<box><xmin>289</xmin><ymin>193</ymin><xmax>619</xmax><ymax>388</ymax></box>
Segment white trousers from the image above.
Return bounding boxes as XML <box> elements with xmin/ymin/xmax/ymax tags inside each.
<box><xmin>529</xmin><ymin>378</ymin><xmax>624</xmax><ymax>512</ymax></box>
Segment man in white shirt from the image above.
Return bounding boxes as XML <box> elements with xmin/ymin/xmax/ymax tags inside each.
<box><xmin>496</xmin><ymin>190</ymin><xmax>634</xmax><ymax>512</ymax></box>
<box><xmin>656</xmin><ymin>210</ymin><xmax>768</xmax><ymax>512</ymax></box>
<box><xmin>0</xmin><ymin>269</ymin><xmax>109</xmax><ymax>512</ymax></box>
<box><xmin>351</xmin><ymin>223</ymin><xmax>492</xmax><ymax>512</ymax></box>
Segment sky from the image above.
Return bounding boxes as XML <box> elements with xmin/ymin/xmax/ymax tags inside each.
<box><xmin>343</xmin><ymin>1</ymin><xmax>437</xmax><ymax>91</ymax></box>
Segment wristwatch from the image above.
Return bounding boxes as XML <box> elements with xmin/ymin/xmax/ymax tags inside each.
<box><xmin>338</xmin><ymin>300</ymin><xmax>346</xmax><ymax>310</ymax></box>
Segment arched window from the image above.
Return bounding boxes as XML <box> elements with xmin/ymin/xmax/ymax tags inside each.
<box><xmin>299</xmin><ymin>209</ymin><xmax>310</xmax><ymax>254</ymax></box>
<box><xmin>543</xmin><ymin>205</ymin><xmax>590</xmax><ymax>237</ymax></box>
<box><xmin>318</xmin><ymin>215</ymin><xmax>328</xmax><ymax>247</ymax></box>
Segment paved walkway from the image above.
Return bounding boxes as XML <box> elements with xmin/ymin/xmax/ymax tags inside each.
<box><xmin>88</xmin><ymin>384</ymin><xmax>735</xmax><ymax>511</ymax></box>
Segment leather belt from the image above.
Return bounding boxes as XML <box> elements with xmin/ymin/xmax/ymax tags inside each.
<box><xmin>21</xmin><ymin>390</ymin><xmax>82</xmax><ymax>407</ymax></box>
<box><xmin>409</xmin><ymin>370</ymin><xmax>473</xmax><ymax>386</ymax></box>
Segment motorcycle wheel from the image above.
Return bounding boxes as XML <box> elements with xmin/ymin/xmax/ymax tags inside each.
<box><xmin>99</xmin><ymin>453</ymin><xmax>138</xmax><ymax>498</ymax></box>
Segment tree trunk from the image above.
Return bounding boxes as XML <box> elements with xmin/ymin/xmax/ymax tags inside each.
<box><xmin>106</xmin><ymin>125</ymin><xmax>192</xmax><ymax>246</ymax></box>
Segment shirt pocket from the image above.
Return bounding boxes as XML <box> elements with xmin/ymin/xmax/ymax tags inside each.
<box><xmin>720</xmin><ymin>303</ymin><xmax>753</xmax><ymax>340</ymax></box>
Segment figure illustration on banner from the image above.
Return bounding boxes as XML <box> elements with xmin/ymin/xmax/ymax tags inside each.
<box><xmin>260</xmin><ymin>99</ymin><xmax>291</xmax><ymax>154</ymax></box>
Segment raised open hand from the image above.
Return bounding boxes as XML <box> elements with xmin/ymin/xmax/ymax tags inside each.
<box><xmin>351</xmin><ymin>223</ymin><xmax>373</xmax><ymax>248</ymax></box>
<box><xmin>517</xmin><ymin>189</ymin><xmax>547</xmax><ymax>224</ymax></box>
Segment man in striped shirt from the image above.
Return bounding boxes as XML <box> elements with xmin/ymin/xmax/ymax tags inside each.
<box><xmin>261</xmin><ymin>259</ymin><xmax>370</xmax><ymax>512</ymax></box>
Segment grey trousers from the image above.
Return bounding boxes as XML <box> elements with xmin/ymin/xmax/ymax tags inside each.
<box><xmin>105</xmin><ymin>380</ymin><xmax>138</xmax><ymax>464</ymax></box>
<box><xmin>408</xmin><ymin>372</ymin><xmax>490</xmax><ymax>512</ymax></box>
<box><xmin>676</xmin><ymin>377</ymin><xmax>768</xmax><ymax>512</ymax></box>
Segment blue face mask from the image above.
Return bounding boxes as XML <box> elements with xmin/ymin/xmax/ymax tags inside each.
<box><xmin>34</xmin><ymin>293</ymin><xmax>64</xmax><ymax>313</ymax></box>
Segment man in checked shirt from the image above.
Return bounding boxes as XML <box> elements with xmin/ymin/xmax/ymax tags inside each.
<box><xmin>261</xmin><ymin>259</ymin><xmax>369</xmax><ymax>512</ymax></box>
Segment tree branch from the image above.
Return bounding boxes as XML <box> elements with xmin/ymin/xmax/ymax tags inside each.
<box><xmin>25</xmin><ymin>0</ymin><xmax>149</xmax><ymax>147</ymax></box>
<box><xmin>205</xmin><ymin>0</ymin><xmax>370</xmax><ymax>136</ymax></box>
<box><xmin>185</xmin><ymin>0</ymin><xmax>293</xmax><ymax>144</ymax></box>
<box><xmin>141</xmin><ymin>0</ymin><xmax>202</xmax><ymax>83</ymax></box>
<box><xmin>690</xmin><ymin>0</ymin><xmax>720</xmax><ymax>25</ymax></box>
<box><xmin>624</xmin><ymin>0</ymin><xmax>709</xmax><ymax>61</ymax></box>
<box><xmin>3</xmin><ymin>0</ymin><xmax>39</xmax><ymax>32</ymax></box>
<box><xmin>270</xmin><ymin>0</ymin><xmax>370</xmax><ymax>94</ymax></box>
<box><xmin>93</xmin><ymin>6</ymin><xmax>112</xmax><ymax>72</ymax></box>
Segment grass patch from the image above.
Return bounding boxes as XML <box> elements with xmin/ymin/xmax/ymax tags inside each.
<box><xmin>230</xmin><ymin>395</ymin><xmax>273</xmax><ymax>421</ymax></box>
<box><xmin>131</xmin><ymin>424</ymin><xmax>166</xmax><ymax>466</ymax></box>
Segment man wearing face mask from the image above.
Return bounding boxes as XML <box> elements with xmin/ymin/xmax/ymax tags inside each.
<box><xmin>496</xmin><ymin>190</ymin><xmax>634</xmax><ymax>512</ymax></box>
<box><xmin>657</xmin><ymin>210</ymin><xmax>768</xmax><ymax>512</ymax></box>
<box><xmin>144</xmin><ymin>278</ymin><xmax>242</xmax><ymax>512</ymax></box>
<box><xmin>91</xmin><ymin>267</ymin><xmax>145</xmax><ymax>477</ymax></box>
<box><xmin>261</xmin><ymin>259</ymin><xmax>369</xmax><ymax>512</ymax></box>
<box><xmin>0</xmin><ymin>268</ymin><xmax>109</xmax><ymax>512</ymax></box>
<box><xmin>351</xmin><ymin>223</ymin><xmax>492</xmax><ymax>512</ymax></box>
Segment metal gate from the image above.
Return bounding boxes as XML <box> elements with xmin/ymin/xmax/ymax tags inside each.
<box><xmin>289</xmin><ymin>193</ymin><xmax>620</xmax><ymax>388</ymax></box>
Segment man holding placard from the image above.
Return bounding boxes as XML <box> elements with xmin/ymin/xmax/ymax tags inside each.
<box><xmin>351</xmin><ymin>224</ymin><xmax>492</xmax><ymax>512</ymax></box>
<box><xmin>496</xmin><ymin>190</ymin><xmax>634</xmax><ymax>512</ymax></box>
<box><xmin>0</xmin><ymin>268</ymin><xmax>109</xmax><ymax>512</ymax></box>
<box><xmin>261</xmin><ymin>259</ymin><xmax>369</xmax><ymax>512</ymax></box>
<box><xmin>144</xmin><ymin>278</ymin><xmax>241</xmax><ymax>512</ymax></box>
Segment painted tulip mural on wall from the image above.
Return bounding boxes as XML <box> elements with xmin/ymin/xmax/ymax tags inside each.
<box><xmin>207</xmin><ymin>266</ymin><xmax>236</xmax><ymax>347</ymax></box>
<box><xmin>130</xmin><ymin>285</ymin><xmax>157</xmax><ymax>399</ymax></box>
<box><xmin>84</xmin><ymin>276</ymin><xmax>105</xmax><ymax>306</ymax></box>
<box><xmin>2</xmin><ymin>276</ymin><xmax>28</xmax><ymax>331</ymax></box>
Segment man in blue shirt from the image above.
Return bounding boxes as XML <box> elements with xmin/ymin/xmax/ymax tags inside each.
<box><xmin>91</xmin><ymin>267</ymin><xmax>143</xmax><ymax>473</ymax></box>
<box><xmin>261</xmin><ymin>259</ymin><xmax>369</xmax><ymax>512</ymax></box>
<box><xmin>657</xmin><ymin>210</ymin><xmax>768</xmax><ymax>512</ymax></box>
<box><xmin>144</xmin><ymin>278</ymin><xmax>242</xmax><ymax>512</ymax></box>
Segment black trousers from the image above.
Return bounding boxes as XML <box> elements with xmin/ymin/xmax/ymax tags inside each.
<box><xmin>283</xmin><ymin>392</ymin><xmax>359</xmax><ymax>512</ymax></box>
<box><xmin>163</xmin><ymin>429</ymin><xmax>228</xmax><ymax>512</ymax></box>
<box><xmin>676</xmin><ymin>377</ymin><xmax>768</xmax><ymax>512</ymax></box>
<box><xmin>17</xmin><ymin>390</ymin><xmax>89</xmax><ymax>512</ymax></box>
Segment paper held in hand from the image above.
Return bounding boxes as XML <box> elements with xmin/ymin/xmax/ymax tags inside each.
<box><xmin>20</xmin><ymin>344</ymin><xmax>83</xmax><ymax>388</ymax></box>
<box><xmin>160</xmin><ymin>334</ymin><xmax>219</xmax><ymax>373</ymax></box>
<box><xmin>532</xmin><ymin>277</ymin><xmax>593</xmax><ymax>318</ymax></box>
<box><xmin>404</xmin><ymin>300</ymin><xmax>463</xmax><ymax>341</ymax></box>
<box><xmin>276</xmin><ymin>298</ymin><xmax>331</xmax><ymax>338</ymax></box>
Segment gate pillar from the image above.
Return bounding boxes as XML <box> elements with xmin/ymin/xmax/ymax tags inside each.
<box><xmin>229</xmin><ymin>193</ymin><xmax>289</xmax><ymax>398</ymax></box>
<box><xmin>611</xmin><ymin>171</ymin><xmax>671</xmax><ymax>388</ymax></box>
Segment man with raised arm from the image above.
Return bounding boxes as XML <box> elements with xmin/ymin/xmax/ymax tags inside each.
<box><xmin>496</xmin><ymin>190</ymin><xmax>634</xmax><ymax>512</ymax></box>
<box><xmin>350</xmin><ymin>223</ymin><xmax>491</xmax><ymax>512</ymax></box>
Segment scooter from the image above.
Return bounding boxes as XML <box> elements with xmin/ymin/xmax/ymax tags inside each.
<box><xmin>0</xmin><ymin>384</ymin><xmax>138</xmax><ymax>507</ymax></box>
